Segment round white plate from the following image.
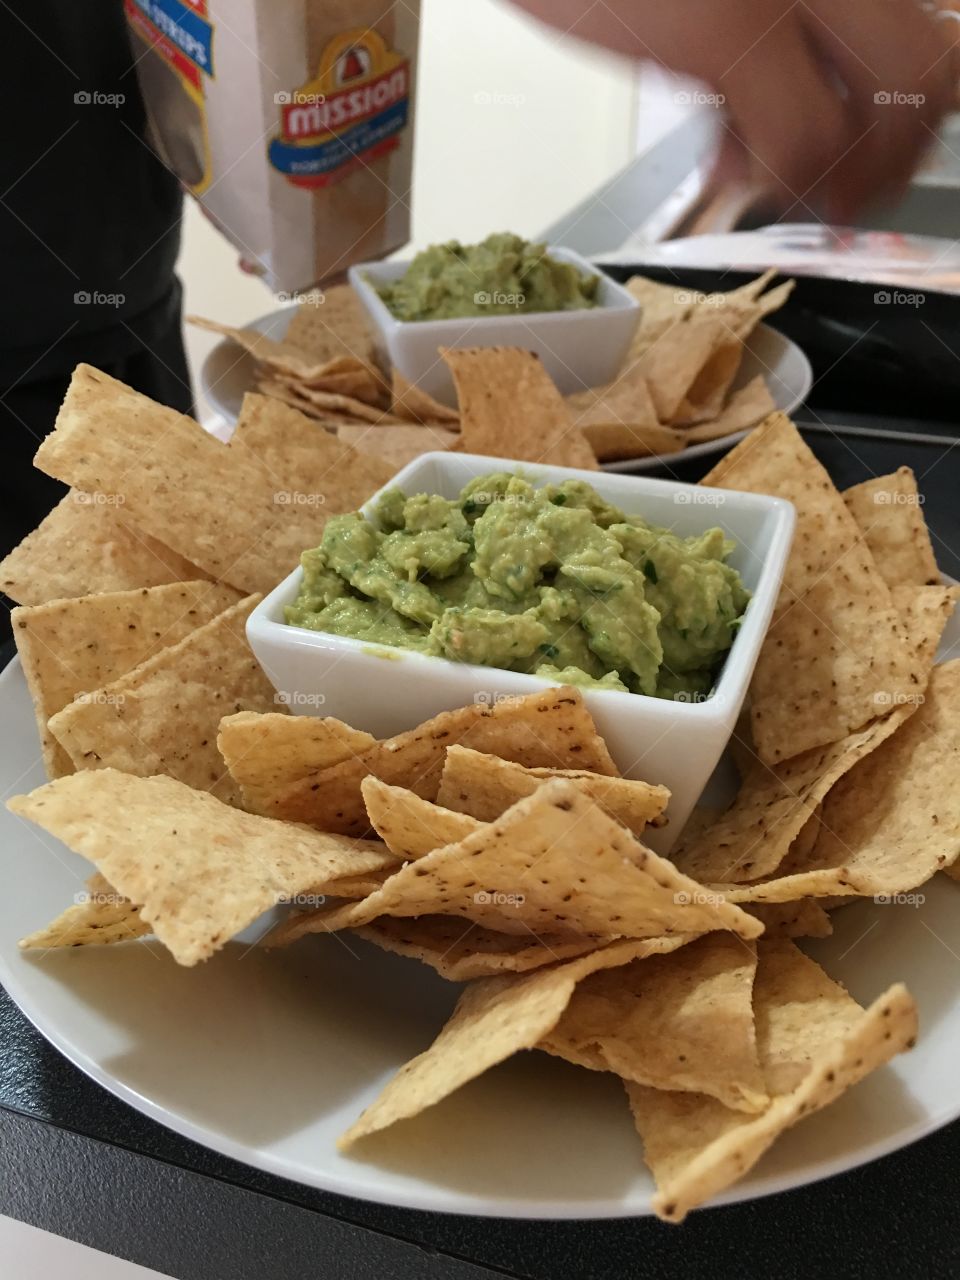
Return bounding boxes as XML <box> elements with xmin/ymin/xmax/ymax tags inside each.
<box><xmin>199</xmin><ymin>306</ymin><xmax>812</xmax><ymax>474</ymax></box>
<box><xmin>1</xmin><ymin>599</ymin><xmax>957</xmax><ymax>1219</ymax></box>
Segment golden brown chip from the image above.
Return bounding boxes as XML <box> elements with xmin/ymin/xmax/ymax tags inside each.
<box><xmin>623</xmin><ymin>276</ymin><xmax>693</xmax><ymax>355</ymax></box>
<box><xmin>354</xmin><ymin>915</ymin><xmax>600</xmax><ymax>981</ymax></box>
<box><xmin>442</xmin><ymin>347</ymin><xmax>598</xmax><ymax>470</ymax></box>
<box><xmin>230</xmin><ymin>392</ymin><xmax>394</xmax><ymax>511</ymax></box>
<box><xmin>672</xmin><ymin>710</ymin><xmax>914</xmax><ymax>884</ymax></box>
<box><xmin>435</xmin><ymin>745</ymin><xmax>669</xmax><ymax>837</ymax></box>
<box><xmin>843</xmin><ymin>468</ymin><xmax>941</xmax><ymax>589</ymax></box>
<box><xmin>10</xmin><ymin>769</ymin><xmax>396</xmax><ymax>966</ymax></box>
<box><xmin>391</xmin><ymin>370</ymin><xmax>460</xmax><ymax>425</ymax></box>
<box><xmin>47</xmin><ymin>596</ymin><xmax>277</xmax><ymax>805</ymax></box>
<box><xmin>742</xmin><ymin>900</ymin><xmax>832</xmax><ymax>939</ymax></box>
<box><xmin>33</xmin><ymin>366</ymin><xmax>333</xmax><ymax>595</ymax></box>
<box><xmin>273</xmin><ymin>777</ymin><xmax>764</xmax><ymax>945</ymax></box>
<box><xmin>362</xmin><ymin>779</ymin><xmax>481</xmax><ymax>859</ymax></box>
<box><xmin>262</xmin><ymin>686</ymin><xmax>618</xmax><ymax>834</ymax></box>
<box><xmin>718</xmin><ymin>660</ymin><xmax>960</xmax><ymax>902</ymax></box>
<box><xmin>217</xmin><ymin>711</ymin><xmax>377</xmax><ymax>815</ymax></box>
<box><xmin>0</xmin><ymin>491</ymin><xmax>210</xmax><ymax>608</ymax></box>
<box><xmin>703</xmin><ymin>414</ymin><xmax>921</xmax><ymax>763</ymax></box>
<box><xmin>19</xmin><ymin>873</ymin><xmax>148</xmax><ymax>950</ymax></box>
<box><xmin>566</xmin><ymin>359</ymin><xmax>659</xmax><ymax>427</ymax></box>
<box><xmin>638</xmin><ymin>310</ymin><xmax>731</xmax><ymax>423</ymax></box>
<box><xmin>269</xmin><ymin>379</ymin><xmax>403</xmax><ymax>424</ymax></box>
<box><xmin>14</xmin><ymin>581</ymin><xmax>240</xmax><ymax>779</ymax></box>
<box><xmin>581</xmin><ymin>421</ymin><xmax>687</xmax><ymax>462</ymax></box>
<box><xmin>628</xmin><ymin>941</ymin><xmax>917</xmax><ymax>1222</ymax></box>
<box><xmin>338</xmin><ymin>937</ymin><xmax>690</xmax><ymax>1148</ymax></box>
<box><xmin>541</xmin><ymin>934</ymin><xmax>767</xmax><ymax>1113</ymax></box>
<box><xmin>336</xmin><ymin>423</ymin><xmax>458</xmax><ymax>470</ymax></box>
<box><xmin>283</xmin><ymin>285</ymin><xmax>380</xmax><ymax>372</ymax></box>
<box><xmin>681</xmin><ymin>376</ymin><xmax>777</xmax><ymax>445</ymax></box>
<box><xmin>186</xmin><ymin>315</ymin><xmax>369</xmax><ymax>384</ymax></box>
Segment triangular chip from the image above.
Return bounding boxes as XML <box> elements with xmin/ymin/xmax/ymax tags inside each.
<box><xmin>0</xmin><ymin>491</ymin><xmax>210</xmax><ymax>607</ymax></box>
<box><xmin>19</xmin><ymin>873</ymin><xmax>149</xmax><ymax>950</ymax></box>
<box><xmin>10</xmin><ymin>769</ymin><xmax>397</xmax><ymax>966</ymax></box>
<box><xmin>681</xmin><ymin>376</ymin><xmax>776</xmax><ymax>445</ymax></box>
<box><xmin>442</xmin><ymin>347</ymin><xmax>598</xmax><ymax>469</ymax></box>
<box><xmin>541</xmin><ymin>933</ymin><xmax>767</xmax><ymax>1112</ymax></box>
<box><xmin>47</xmin><ymin>596</ymin><xmax>277</xmax><ymax>805</ymax></box>
<box><xmin>230</xmin><ymin>393</ymin><xmax>394</xmax><ymax>510</ymax></box>
<box><xmin>33</xmin><ymin>366</ymin><xmax>333</xmax><ymax>595</ymax></box>
<box><xmin>580</xmin><ymin>420</ymin><xmax>686</xmax><ymax>462</ymax></box>
<box><xmin>338</xmin><ymin>937</ymin><xmax>691</xmax><ymax>1148</ymax></box>
<box><xmin>186</xmin><ymin>315</ymin><xmax>370</xmax><ymax>384</ymax></box>
<box><xmin>638</xmin><ymin>310</ymin><xmax>731</xmax><ymax>422</ymax></box>
<box><xmin>15</xmin><ymin>581</ymin><xmax>240</xmax><ymax>778</ymax></box>
<box><xmin>743</xmin><ymin>900</ymin><xmax>832</xmax><ymax>939</ymax></box>
<box><xmin>260</xmin><ymin>686</ymin><xmax>618</xmax><ymax>833</ymax></box>
<box><xmin>275</xmin><ymin>777</ymin><xmax>763</xmax><ymax>943</ymax></box>
<box><xmin>283</xmin><ymin>285</ymin><xmax>380</xmax><ymax>372</ymax></box>
<box><xmin>843</xmin><ymin>468</ymin><xmax>941</xmax><ymax>589</ymax></box>
<box><xmin>362</xmin><ymin>780</ymin><xmax>481</xmax><ymax>859</ymax></box>
<box><xmin>628</xmin><ymin>941</ymin><xmax>917</xmax><ymax>1221</ymax></box>
<box><xmin>718</xmin><ymin>660</ymin><xmax>960</xmax><ymax>902</ymax></box>
<box><xmin>703</xmin><ymin>415</ymin><xmax>921</xmax><ymax>762</ymax></box>
<box><xmin>217</xmin><ymin>711</ymin><xmax>377</xmax><ymax>814</ymax></box>
<box><xmin>336</xmin><ymin>423</ymin><xmax>458</xmax><ymax>470</ymax></box>
<box><xmin>391</xmin><ymin>369</ymin><xmax>460</xmax><ymax>424</ymax></box>
<box><xmin>354</xmin><ymin>916</ymin><xmax>600</xmax><ymax>981</ymax></box>
<box><xmin>435</xmin><ymin>745</ymin><xmax>669</xmax><ymax>837</ymax></box>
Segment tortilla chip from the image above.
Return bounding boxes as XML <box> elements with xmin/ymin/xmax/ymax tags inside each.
<box><xmin>362</xmin><ymin>780</ymin><xmax>481</xmax><ymax>859</ymax></box>
<box><xmin>217</xmin><ymin>711</ymin><xmax>377</xmax><ymax>815</ymax></box>
<box><xmin>269</xmin><ymin>378</ymin><xmax>403</xmax><ymax>424</ymax></box>
<box><xmin>624</xmin><ymin>276</ymin><xmax>693</xmax><ymax>356</ymax></box>
<box><xmin>14</xmin><ymin>581</ymin><xmax>240</xmax><ymax>779</ymax></box>
<box><xmin>435</xmin><ymin>745</ymin><xmax>669</xmax><ymax>837</ymax></box>
<box><xmin>186</xmin><ymin>315</ymin><xmax>370</xmax><ymax>385</ymax></box>
<box><xmin>336</xmin><ymin>423</ymin><xmax>458</xmax><ymax>470</ymax></box>
<box><xmin>541</xmin><ymin>934</ymin><xmax>767</xmax><ymax>1113</ymax></box>
<box><xmin>628</xmin><ymin>941</ymin><xmax>917</xmax><ymax>1222</ymax></box>
<box><xmin>743</xmin><ymin>900</ymin><xmax>832</xmax><ymax>939</ymax></box>
<box><xmin>262</xmin><ymin>686</ymin><xmax>618</xmax><ymax>834</ymax></box>
<box><xmin>47</xmin><ymin>596</ymin><xmax>278</xmax><ymax>805</ymax></box>
<box><xmin>338</xmin><ymin>937</ymin><xmax>690</xmax><ymax>1148</ymax></box>
<box><xmin>681</xmin><ymin>376</ymin><xmax>777</xmax><ymax>445</ymax></box>
<box><xmin>581</xmin><ymin>421</ymin><xmax>686</xmax><ymax>462</ymax></box>
<box><xmin>703</xmin><ymin>414</ymin><xmax>921</xmax><ymax>763</ymax></box>
<box><xmin>391</xmin><ymin>370</ymin><xmax>460</xmax><ymax>425</ymax></box>
<box><xmin>283</xmin><ymin>285</ymin><xmax>380</xmax><ymax>372</ymax></box>
<box><xmin>442</xmin><ymin>347</ymin><xmax>598</xmax><ymax>470</ymax></box>
<box><xmin>843</xmin><ymin>468</ymin><xmax>941</xmax><ymax>589</ymax></box>
<box><xmin>33</xmin><ymin>366</ymin><xmax>335</xmax><ymax>595</ymax></box>
<box><xmin>0</xmin><ymin>491</ymin><xmax>210</xmax><ymax>607</ymax></box>
<box><xmin>354</xmin><ymin>915</ymin><xmax>600</xmax><ymax>981</ymax></box>
<box><xmin>230</xmin><ymin>393</ymin><xmax>394</xmax><ymax>511</ymax></box>
<box><xmin>274</xmin><ymin>777</ymin><xmax>764</xmax><ymax>944</ymax></box>
<box><xmin>19</xmin><ymin>873</ymin><xmax>149</xmax><ymax>949</ymax></box>
<box><xmin>10</xmin><ymin>770</ymin><xmax>395</xmax><ymax>966</ymax></box>
<box><xmin>672</xmin><ymin>710</ymin><xmax>915</xmax><ymax>884</ymax></box>
<box><xmin>566</xmin><ymin>359</ymin><xmax>659</xmax><ymax>425</ymax></box>
<box><xmin>719</xmin><ymin>660</ymin><xmax>960</xmax><ymax>902</ymax></box>
<box><xmin>638</xmin><ymin>310</ymin><xmax>731</xmax><ymax>423</ymax></box>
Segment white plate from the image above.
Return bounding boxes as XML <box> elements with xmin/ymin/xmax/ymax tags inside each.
<box><xmin>199</xmin><ymin>306</ymin><xmax>813</xmax><ymax>473</ymax></box>
<box><xmin>1</xmin><ymin>596</ymin><xmax>958</xmax><ymax>1219</ymax></box>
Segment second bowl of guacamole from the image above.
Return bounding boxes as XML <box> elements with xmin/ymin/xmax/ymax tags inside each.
<box><xmin>285</xmin><ymin>471</ymin><xmax>751</xmax><ymax>701</ymax></box>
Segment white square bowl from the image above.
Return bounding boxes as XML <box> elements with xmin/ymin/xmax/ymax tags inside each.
<box><xmin>348</xmin><ymin>246</ymin><xmax>640</xmax><ymax>407</ymax></box>
<box><xmin>247</xmin><ymin>454</ymin><xmax>795</xmax><ymax>853</ymax></box>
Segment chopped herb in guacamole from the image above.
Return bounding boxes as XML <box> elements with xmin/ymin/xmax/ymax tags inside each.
<box><xmin>376</xmin><ymin>232</ymin><xmax>599</xmax><ymax>322</ymax></box>
<box><xmin>285</xmin><ymin>473</ymin><xmax>751</xmax><ymax>701</ymax></box>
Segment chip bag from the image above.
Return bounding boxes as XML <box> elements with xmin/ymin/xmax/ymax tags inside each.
<box><xmin>125</xmin><ymin>0</ymin><xmax>420</xmax><ymax>291</ymax></box>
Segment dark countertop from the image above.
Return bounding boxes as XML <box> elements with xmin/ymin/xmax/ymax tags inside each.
<box><xmin>2</xmin><ymin>425</ymin><xmax>959</xmax><ymax>1280</ymax></box>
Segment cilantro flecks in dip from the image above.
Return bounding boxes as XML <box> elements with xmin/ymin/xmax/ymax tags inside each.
<box><xmin>285</xmin><ymin>473</ymin><xmax>751</xmax><ymax>700</ymax></box>
<box><xmin>376</xmin><ymin>233</ymin><xmax>599</xmax><ymax>322</ymax></box>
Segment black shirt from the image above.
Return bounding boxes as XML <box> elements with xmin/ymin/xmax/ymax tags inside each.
<box><xmin>0</xmin><ymin>0</ymin><xmax>183</xmax><ymax>384</ymax></box>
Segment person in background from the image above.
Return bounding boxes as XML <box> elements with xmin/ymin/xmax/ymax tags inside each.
<box><xmin>512</xmin><ymin>0</ymin><xmax>957</xmax><ymax>219</ymax></box>
<box><xmin>0</xmin><ymin>4</ymin><xmax>189</xmax><ymax>640</ymax></box>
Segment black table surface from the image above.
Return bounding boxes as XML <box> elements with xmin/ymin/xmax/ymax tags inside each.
<box><xmin>2</xmin><ymin>425</ymin><xmax>959</xmax><ymax>1280</ymax></box>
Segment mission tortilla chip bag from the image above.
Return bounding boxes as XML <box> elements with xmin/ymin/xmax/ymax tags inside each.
<box><xmin>127</xmin><ymin>0</ymin><xmax>421</xmax><ymax>291</ymax></box>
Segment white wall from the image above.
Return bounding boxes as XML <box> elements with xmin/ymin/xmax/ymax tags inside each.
<box><xmin>179</xmin><ymin>0</ymin><xmax>639</xmax><ymax>415</ymax></box>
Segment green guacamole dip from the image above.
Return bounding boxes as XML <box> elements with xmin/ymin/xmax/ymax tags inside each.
<box><xmin>285</xmin><ymin>473</ymin><xmax>751</xmax><ymax>701</ymax></box>
<box><xmin>376</xmin><ymin>232</ymin><xmax>599</xmax><ymax>322</ymax></box>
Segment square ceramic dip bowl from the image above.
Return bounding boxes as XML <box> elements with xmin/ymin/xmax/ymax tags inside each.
<box><xmin>247</xmin><ymin>453</ymin><xmax>795</xmax><ymax>852</ymax></box>
<box><xmin>348</xmin><ymin>246</ymin><xmax>640</xmax><ymax>407</ymax></box>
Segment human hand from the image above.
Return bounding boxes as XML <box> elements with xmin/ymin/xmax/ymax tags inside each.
<box><xmin>510</xmin><ymin>0</ymin><xmax>958</xmax><ymax>219</ymax></box>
